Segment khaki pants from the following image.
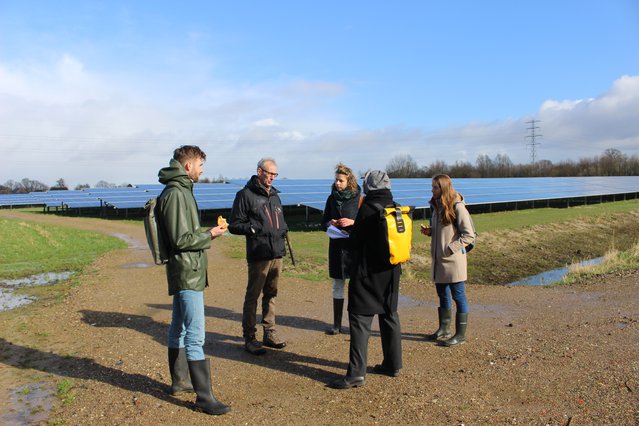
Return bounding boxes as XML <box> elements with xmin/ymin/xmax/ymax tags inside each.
<box><xmin>242</xmin><ymin>258</ymin><xmax>282</xmax><ymax>340</ymax></box>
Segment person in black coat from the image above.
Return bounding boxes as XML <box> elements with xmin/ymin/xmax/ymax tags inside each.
<box><xmin>228</xmin><ymin>158</ymin><xmax>289</xmax><ymax>355</ymax></box>
<box><xmin>321</xmin><ymin>163</ymin><xmax>361</xmax><ymax>335</ymax></box>
<box><xmin>328</xmin><ymin>170</ymin><xmax>403</xmax><ymax>389</ymax></box>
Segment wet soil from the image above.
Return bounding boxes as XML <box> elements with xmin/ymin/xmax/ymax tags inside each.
<box><xmin>0</xmin><ymin>210</ymin><xmax>637</xmax><ymax>425</ymax></box>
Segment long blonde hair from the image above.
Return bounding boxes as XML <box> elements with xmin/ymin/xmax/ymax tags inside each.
<box><xmin>335</xmin><ymin>163</ymin><xmax>358</xmax><ymax>192</ymax></box>
<box><xmin>432</xmin><ymin>174</ymin><xmax>460</xmax><ymax>226</ymax></box>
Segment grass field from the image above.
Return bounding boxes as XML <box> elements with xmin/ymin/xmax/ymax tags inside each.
<box><xmin>217</xmin><ymin>199</ymin><xmax>639</xmax><ymax>285</ymax></box>
<box><xmin>0</xmin><ymin>217</ymin><xmax>127</xmax><ymax>280</ymax></box>
<box><xmin>3</xmin><ymin>199</ymin><xmax>639</xmax><ymax>287</ymax></box>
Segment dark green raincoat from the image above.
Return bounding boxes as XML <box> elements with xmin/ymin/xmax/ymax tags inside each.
<box><xmin>157</xmin><ymin>159</ymin><xmax>211</xmax><ymax>295</ymax></box>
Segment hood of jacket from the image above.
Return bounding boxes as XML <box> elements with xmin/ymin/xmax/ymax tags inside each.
<box><xmin>158</xmin><ymin>159</ymin><xmax>193</xmax><ymax>189</ymax></box>
<box><xmin>245</xmin><ymin>175</ymin><xmax>280</xmax><ymax>197</ymax></box>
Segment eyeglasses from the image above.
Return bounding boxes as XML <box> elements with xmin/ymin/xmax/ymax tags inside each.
<box><xmin>260</xmin><ymin>168</ymin><xmax>279</xmax><ymax>178</ymax></box>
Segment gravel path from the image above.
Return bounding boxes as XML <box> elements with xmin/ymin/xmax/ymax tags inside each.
<box><xmin>0</xmin><ymin>211</ymin><xmax>637</xmax><ymax>425</ymax></box>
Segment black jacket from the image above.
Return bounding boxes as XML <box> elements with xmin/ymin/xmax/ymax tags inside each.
<box><xmin>322</xmin><ymin>186</ymin><xmax>361</xmax><ymax>279</ymax></box>
<box><xmin>228</xmin><ymin>175</ymin><xmax>289</xmax><ymax>262</ymax></box>
<box><xmin>347</xmin><ymin>189</ymin><xmax>401</xmax><ymax>315</ymax></box>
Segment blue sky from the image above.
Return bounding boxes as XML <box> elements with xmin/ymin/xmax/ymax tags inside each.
<box><xmin>1</xmin><ymin>1</ymin><xmax>638</xmax><ymax>187</ymax></box>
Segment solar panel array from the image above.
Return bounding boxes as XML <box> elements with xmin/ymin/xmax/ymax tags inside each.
<box><xmin>1</xmin><ymin>176</ymin><xmax>637</xmax><ymax>212</ymax></box>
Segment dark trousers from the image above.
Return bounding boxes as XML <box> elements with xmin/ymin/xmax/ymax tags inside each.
<box><xmin>347</xmin><ymin>311</ymin><xmax>402</xmax><ymax>377</ymax></box>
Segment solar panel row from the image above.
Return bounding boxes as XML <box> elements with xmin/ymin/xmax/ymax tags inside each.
<box><xmin>0</xmin><ymin>177</ymin><xmax>637</xmax><ymax>212</ymax></box>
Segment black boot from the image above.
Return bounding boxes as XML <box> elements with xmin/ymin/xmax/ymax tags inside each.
<box><xmin>441</xmin><ymin>313</ymin><xmax>468</xmax><ymax>347</ymax></box>
<box><xmin>187</xmin><ymin>359</ymin><xmax>231</xmax><ymax>415</ymax></box>
<box><xmin>168</xmin><ymin>347</ymin><xmax>193</xmax><ymax>395</ymax></box>
<box><xmin>327</xmin><ymin>298</ymin><xmax>344</xmax><ymax>335</ymax></box>
<box><xmin>425</xmin><ymin>308</ymin><xmax>452</xmax><ymax>341</ymax></box>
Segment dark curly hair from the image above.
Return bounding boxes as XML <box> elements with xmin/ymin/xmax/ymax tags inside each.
<box><xmin>173</xmin><ymin>145</ymin><xmax>207</xmax><ymax>166</ymax></box>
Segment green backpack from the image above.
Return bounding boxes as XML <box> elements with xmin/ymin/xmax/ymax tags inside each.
<box><xmin>144</xmin><ymin>197</ymin><xmax>169</xmax><ymax>265</ymax></box>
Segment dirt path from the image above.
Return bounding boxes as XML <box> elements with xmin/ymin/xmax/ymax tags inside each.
<box><xmin>1</xmin><ymin>211</ymin><xmax>637</xmax><ymax>425</ymax></box>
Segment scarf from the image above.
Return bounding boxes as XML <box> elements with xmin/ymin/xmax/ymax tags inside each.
<box><xmin>332</xmin><ymin>187</ymin><xmax>354</xmax><ymax>208</ymax></box>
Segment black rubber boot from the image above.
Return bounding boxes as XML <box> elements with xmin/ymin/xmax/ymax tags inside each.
<box><xmin>425</xmin><ymin>308</ymin><xmax>452</xmax><ymax>341</ymax></box>
<box><xmin>187</xmin><ymin>359</ymin><xmax>231</xmax><ymax>415</ymax></box>
<box><xmin>168</xmin><ymin>347</ymin><xmax>193</xmax><ymax>395</ymax></box>
<box><xmin>327</xmin><ymin>298</ymin><xmax>345</xmax><ymax>335</ymax></box>
<box><xmin>441</xmin><ymin>313</ymin><xmax>468</xmax><ymax>347</ymax></box>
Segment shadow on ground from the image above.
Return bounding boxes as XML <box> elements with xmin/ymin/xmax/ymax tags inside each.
<box><xmin>79</xmin><ymin>310</ymin><xmax>347</xmax><ymax>384</ymax></box>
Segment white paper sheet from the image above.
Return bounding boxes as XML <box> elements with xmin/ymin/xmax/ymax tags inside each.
<box><xmin>326</xmin><ymin>224</ymin><xmax>350</xmax><ymax>239</ymax></box>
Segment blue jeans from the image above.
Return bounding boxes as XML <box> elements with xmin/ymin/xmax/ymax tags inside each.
<box><xmin>168</xmin><ymin>290</ymin><xmax>205</xmax><ymax>361</ymax></box>
<box><xmin>435</xmin><ymin>282</ymin><xmax>469</xmax><ymax>314</ymax></box>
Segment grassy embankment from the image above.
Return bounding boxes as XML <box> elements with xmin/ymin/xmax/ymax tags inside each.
<box><xmin>218</xmin><ymin>199</ymin><xmax>639</xmax><ymax>285</ymax></box>
<box><xmin>0</xmin><ymin>217</ymin><xmax>126</xmax><ymax>302</ymax></box>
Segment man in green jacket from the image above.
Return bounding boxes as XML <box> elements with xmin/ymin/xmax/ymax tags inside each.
<box><xmin>156</xmin><ymin>145</ymin><xmax>230</xmax><ymax>416</ymax></box>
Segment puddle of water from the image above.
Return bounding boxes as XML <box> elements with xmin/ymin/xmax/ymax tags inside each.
<box><xmin>0</xmin><ymin>271</ymin><xmax>75</xmax><ymax>312</ymax></box>
<box><xmin>0</xmin><ymin>271</ymin><xmax>75</xmax><ymax>287</ymax></box>
<box><xmin>509</xmin><ymin>257</ymin><xmax>605</xmax><ymax>286</ymax></box>
<box><xmin>398</xmin><ymin>293</ymin><xmax>430</xmax><ymax>309</ymax></box>
<box><xmin>121</xmin><ymin>262</ymin><xmax>153</xmax><ymax>269</ymax></box>
<box><xmin>111</xmin><ymin>232</ymin><xmax>146</xmax><ymax>249</ymax></box>
<box><xmin>2</xmin><ymin>382</ymin><xmax>55</xmax><ymax>426</ymax></box>
<box><xmin>0</xmin><ymin>288</ymin><xmax>34</xmax><ymax>312</ymax></box>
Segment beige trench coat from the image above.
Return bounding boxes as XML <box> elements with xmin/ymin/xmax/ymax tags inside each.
<box><xmin>430</xmin><ymin>197</ymin><xmax>476</xmax><ymax>283</ymax></box>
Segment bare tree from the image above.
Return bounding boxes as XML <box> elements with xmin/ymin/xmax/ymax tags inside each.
<box><xmin>599</xmin><ymin>148</ymin><xmax>627</xmax><ymax>175</ymax></box>
<box><xmin>386</xmin><ymin>154</ymin><xmax>420</xmax><ymax>177</ymax></box>
<box><xmin>494</xmin><ymin>154</ymin><xmax>513</xmax><ymax>177</ymax></box>
<box><xmin>18</xmin><ymin>178</ymin><xmax>48</xmax><ymax>193</ymax></box>
<box><xmin>95</xmin><ymin>180</ymin><xmax>116</xmax><ymax>188</ymax></box>
<box><xmin>448</xmin><ymin>161</ymin><xmax>476</xmax><ymax>178</ymax></box>
<box><xmin>422</xmin><ymin>160</ymin><xmax>449</xmax><ymax>177</ymax></box>
<box><xmin>52</xmin><ymin>178</ymin><xmax>68</xmax><ymax>190</ymax></box>
<box><xmin>475</xmin><ymin>154</ymin><xmax>493</xmax><ymax>178</ymax></box>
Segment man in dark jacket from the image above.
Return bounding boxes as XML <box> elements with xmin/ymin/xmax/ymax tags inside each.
<box><xmin>157</xmin><ymin>146</ymin><xmax>230</xmax><ymax>415</ymax></box>
<box><xmin>229</xmin><ymin>158</ymin><xmax>289</xmax><ymax>355</ymax></box>
<box><xmin>329</xmin><ymin>170</ymin><xmax>403</xmax><ymax>389</ymax></box>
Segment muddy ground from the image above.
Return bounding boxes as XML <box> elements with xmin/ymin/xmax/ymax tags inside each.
<box><xmin>0</xmin><ymin>210</ymin><xmax>637</xmax><ymax>425</ymax></box>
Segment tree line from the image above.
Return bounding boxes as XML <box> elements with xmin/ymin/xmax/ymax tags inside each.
<box><xmin>1</xmin><ymin>149</ymin><xmax>637</xmax><ymax>194</ymax></box>
<box><xmin>0</xmin><ymin>175</ymin><xmax>227</xmax><ymax>194</ymax></box>
<box><xmin>385</xmin><ymin>149</ymin><xmax>639</xmax><ymax>178</ymax></box>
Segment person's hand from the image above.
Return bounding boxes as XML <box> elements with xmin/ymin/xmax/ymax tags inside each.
<box><xmin>420</xmin><ymin>224</ymin><xmax>431</xmax><ymax>236</ymax></box>
<box><xmin>334</xmin><ymin>218</ymin><xmax>354</xmax><ymax>227</ymax></box>
<box><xmin>209</xmin><ymin>225</ymin><xmax>226</xmax><ymax>239</ymax></box>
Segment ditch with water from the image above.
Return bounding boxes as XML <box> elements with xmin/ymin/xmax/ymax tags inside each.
<box><xmin>508</xmin><ymin>256</ymin><xmax>605</xmax><ymax>286</ymax></box>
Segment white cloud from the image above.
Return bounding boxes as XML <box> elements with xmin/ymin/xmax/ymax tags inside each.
<box><xmin>253</xmin><ymin>118</ymin><xmax>279</xmax><ymax>127</ymax></box>
<box><xmin>1</xmin><ymin>56</ymin><xmax>638</xmax><ymax>188</ymax></box>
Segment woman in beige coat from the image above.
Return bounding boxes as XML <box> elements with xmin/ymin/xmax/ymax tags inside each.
<box><xmin>421</xmin><ymin>174</ymin><xmax>476</xmax><ymax>347</ymax></box>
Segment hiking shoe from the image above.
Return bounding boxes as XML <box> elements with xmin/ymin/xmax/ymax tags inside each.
<box><xmin>372</xmin><ymin>364</ymin><xmax>400</xmax><ymax>377</ymax></box>
<box><xmin>328</xmin><ymin>375</ymin><xmax>365</xmax><ymax>389</ymax></box>
<box><xmin>263</xmin><ymin>329</ymin><xmax>287</xmax><ymax>349</ymax></box>
<box><xmin>244</xmin><ymin>338</ymin><xmax>266</xmax><ymax>355</ymax></box>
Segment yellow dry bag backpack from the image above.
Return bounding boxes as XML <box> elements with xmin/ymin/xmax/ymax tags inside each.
<box><xmin>373</xmin><ymin>202</ymin><xmax>414</xmax><ymax>265</ymax></box>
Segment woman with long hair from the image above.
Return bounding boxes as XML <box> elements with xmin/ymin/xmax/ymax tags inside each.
<box><xmin>421</xmin><ymin>174</ymin><xmax>476</xmax><ymax>346</ymax></box>
<box><xmin>321</xmin><ymin>163</ymin><xmax>361</xmax><ymax>334</ymax></box>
